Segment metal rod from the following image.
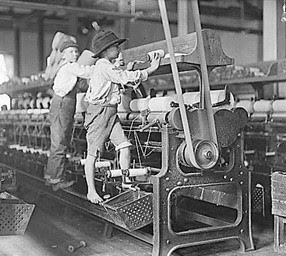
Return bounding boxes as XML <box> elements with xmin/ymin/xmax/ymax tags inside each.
<box><xmin>158</xmin><ymin>0</ymin><xmax>199</xmax><ymax>168</ymax></box>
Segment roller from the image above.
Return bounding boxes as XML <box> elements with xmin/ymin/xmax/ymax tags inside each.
<box><xmin>129</xmin><ymin>98</ymin><xmax>150</xmax><ymax>112</ymax></box>
<box><xmin>253</xmin><ymin>100</ymin><xmax>272</xmax><ymax>112</ymax></box>
<box><xmin>251</xmin><ymin>113</ymin><xmax>268</xmax><ymax>122</ymax></box>
<box><xmin>147</xmin><ymin>112</ymin><xmax>168</xmax><ymax>124</ymax></box>
<box><xmin>235</xmin><ymin>100</ymin><xmax>254</xmax><ymax>114</ymax></box>
<box><xmin>80</xmin><ymin>159</ymin><xmax>111</xmax><ymax>168</ymax></box>
<box><xmin>107</xmin><ymin>168</ymin><xmax>149</xmax><ymax>178</ymax></box>
<box><xmin>271</xmin><ymin>112</ymin><xmax>286</xmax><ymax>122</ymax></box>
<box><xmin>183</xmin><ymin>92</ymin><xmax>200</xmax><ymax>106</ymax></box>
<box><xmin>148</xmin><ymin>96</ymin><xmax>177</xmax><ymax>112</ymax></box>
<box><xmin>272</xmin><ymin>100</ymin><xmax>286</xmax><ymax>112</ymax></box>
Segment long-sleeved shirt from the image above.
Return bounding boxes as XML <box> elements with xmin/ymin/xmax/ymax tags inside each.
<box><xmin>85</xmin><ymin>58</ymin><xmax>148</xmax><ymax>105</ymax></box>
<box><xmin>53</xmin><ymin>61</ymin><xmax>94</xmax><ymax>97</ymax></box>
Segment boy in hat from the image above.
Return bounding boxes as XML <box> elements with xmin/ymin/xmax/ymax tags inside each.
<box><xmin>84</xmin><ymin>30</ymin><xmax>161</xmax><ymax>204</ymax></box>
<box><xmin>45</xmin><ymin>40</ymin><xmax>94</xmax><ymax>191</ymax></box>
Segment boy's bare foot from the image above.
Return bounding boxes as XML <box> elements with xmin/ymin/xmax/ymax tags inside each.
<box><xmin>87</xmin><ymin>191</ymin><xmax>103</xmax><ymax>204</ymax></box>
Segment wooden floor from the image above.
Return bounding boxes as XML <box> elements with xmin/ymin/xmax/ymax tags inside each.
<box><xmin>0</xmin><ymin>191</ymin><xmax>282</xmax><ymax>256</ymax></box>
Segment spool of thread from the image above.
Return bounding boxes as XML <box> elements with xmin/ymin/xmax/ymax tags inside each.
<box><xmin>42</xmin><ymin>97</ymin><xmax>51</xmax><ymax>109</ymax></box>
<box><xmin>235</xmin><ymin>100</ymin><xmax>254</xmax><ymax>114</ymax></box>
<box><xmin>253</xmin><ymin>100</ymin><xmax>272</xmax><ymax>112</ymax></box>
<box><xmin>130</xmin><ymin>98</ymin><xmax>150</xmax><ymax>112</ymax></box>
<box><xmin>272</xmin><ymin>100</ymin><xmax>286</xmax><ymax>112</ymax></box>
<box><xmin>148</xmin><ymin>96</ymin><xmax>176</xmax><ymax>112</ymax></box>
<box><xmin>36</xmin><ymin>98</ymin><xmax>43</xmax><ymax>109</ymax></box>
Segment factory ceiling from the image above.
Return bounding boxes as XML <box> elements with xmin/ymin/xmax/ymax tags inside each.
<box><xmin>0</xmin><ymin>0</ymin><xmax>263</xmax><ymax>34</ymax></box>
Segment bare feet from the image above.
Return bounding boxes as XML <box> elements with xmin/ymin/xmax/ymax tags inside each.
<box><xmin>87</xmin><ymin>191</ymin><xmax>103</xmax><ymax>204</ymax></box>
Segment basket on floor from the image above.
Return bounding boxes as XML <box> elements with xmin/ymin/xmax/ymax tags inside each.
<box><xmin>0</xmin><ymin>192</ymin><xmax>35</xmax><ymax>235</ymax></box>
<box><xmin>102</xmin><ymin>190</ymin><xmax>153</xmax><ymax>232</ymax></box>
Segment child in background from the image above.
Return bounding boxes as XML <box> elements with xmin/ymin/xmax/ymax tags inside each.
<box><xmin>84</xmin><ymin>30</ymin><xmax>161</xmax><ymax>204</ymax></box>
<box><xmin>44</xmin><ymin>40</ymin><xmax>94</xmax><ymax>191</ymax></box>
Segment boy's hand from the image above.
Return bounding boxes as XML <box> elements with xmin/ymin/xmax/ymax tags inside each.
<box><xmin>126</xmin><ymin>61</ymin><xmax>136</xmax><ymax>71</ymax></box>
<box><xmin>146</xmin><ymin>52</ymin><xmax>161</xmax><ymax>74</ymax></box>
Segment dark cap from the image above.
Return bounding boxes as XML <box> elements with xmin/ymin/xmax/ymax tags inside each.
<box><xmin>59</xmin><ymin>40</ymin><xmax>79</xmax><ymax>52</ymax></box>
<box><xmin>91</xmin><ymin>30</ymin><xmax>127</xmax><ymax>58</ymax></box>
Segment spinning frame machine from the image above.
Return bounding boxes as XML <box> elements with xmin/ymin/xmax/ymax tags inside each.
<box><xmin>0</xmin><ymin>0</ymin><xmax>255</xmax><ymax>255</ymax></box>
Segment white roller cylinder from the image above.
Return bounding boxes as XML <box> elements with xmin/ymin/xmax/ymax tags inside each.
<box><xmin>80</xmin><ymin>159</ymin><xmax>111</xmax><ymax>168</ymax></box>
<box><xmin>253</xmin><ymin>100</ymin><xmax>272</xmax><ymax>112</ymax></box>
<box><xmin>147</xmin><ymin>112</ymin><xmax>168</xmax><ymax>124</ymax></box>
<box><xmin>109</xmin><ymin>168</ymin><xmax>149</xmax><ymax>178</ymax></box>
<box><xmin>129</xmin><ymin>98</ymin><xmax>150</xmax><ymax>112</ymax></box>
<box><xmin>148</xmin><ymin>96</ymin><xmax>176</xmax><ymax>112</ymax></box>
<box><xmin>272</xmin><ymin>100</ymin><xmax>286</xmax><ymax>112</ymax></box>
<box><xmin>235</xmin><ymin>100</ymin><xmax>254</xmax><ymax>114</ymax></box>
<box><xmin>108</xmin><ymin>169</ymin><xmax>122</xmax><ymax>178</ymax></box>
<box><xmin>183</xmin><ymin>92</ymin><xmax>200</xmax><ymax>105</ymax></box>
<box><xmin>272</xmin><ymin>112</ymin><xmax>286</xmax><ymax>121</ymax></box>
<box><xmin>210</xmin><ymin>90</ymin><xmax>224</xmax><ymax>104</ymax></box>
<box><xmin>125</xmin><ymin>168</ymin><xmax>149</xmax><ymax>177</ymax></box>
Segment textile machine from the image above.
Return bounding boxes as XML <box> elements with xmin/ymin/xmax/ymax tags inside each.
<box><xmin>0</xmin><ymin>1</ymin><xmax>255</xmax><ymax>254</ymax></box>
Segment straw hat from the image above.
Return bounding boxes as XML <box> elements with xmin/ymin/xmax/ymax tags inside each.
<box><xmin>92</xmin><ymin>30</ymin><xmax>127</xmax><ymax>58</ymax></box>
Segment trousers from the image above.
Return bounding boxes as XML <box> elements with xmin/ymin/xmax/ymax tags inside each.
<box><xmin>44</xmin><ymin>90</ymin><xmax>76</xmax><ymax>184</ymax></box>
